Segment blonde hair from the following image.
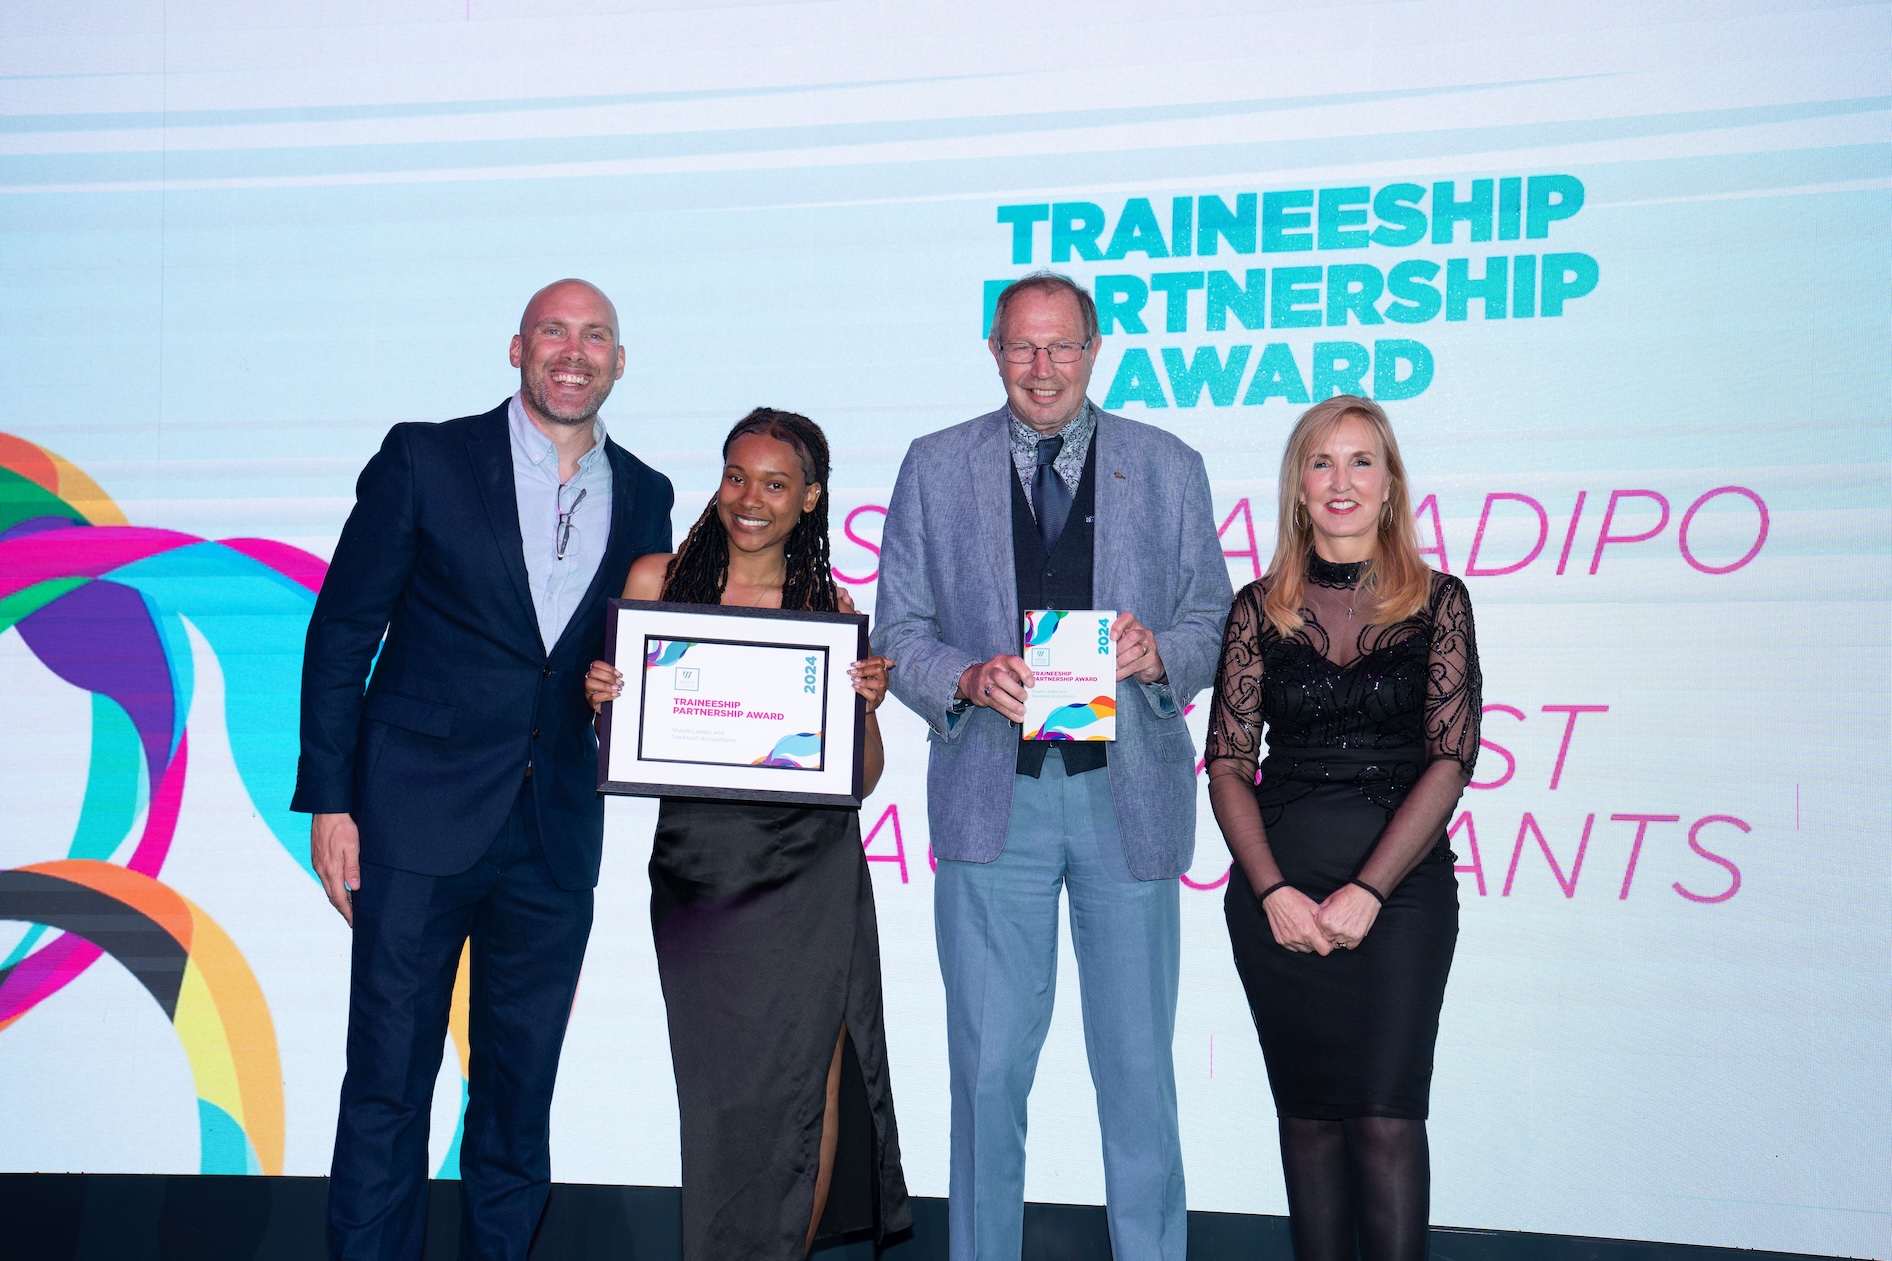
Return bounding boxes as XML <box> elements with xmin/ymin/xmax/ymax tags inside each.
<box><xmin>1261</xmin><ymin>395</ymin><xmax>1431</xmax><ymax>636</ymax></box>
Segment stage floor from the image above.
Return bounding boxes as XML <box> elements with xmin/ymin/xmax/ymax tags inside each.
<box><xmin>0</xmin><ymin>1174</ymin><xmax>1851</xmax><ymax>1261</ymax></box>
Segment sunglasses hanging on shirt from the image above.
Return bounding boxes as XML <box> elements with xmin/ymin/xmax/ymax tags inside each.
<box><xmin>555</xmin><ymin>486</ymin><xmax>587</xmax><ymax>560</ymax></box>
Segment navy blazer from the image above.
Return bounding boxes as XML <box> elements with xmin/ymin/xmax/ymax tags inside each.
<box><xmin>292</xmin><ymin>402</ymin><xmax>674</xmax><ymax>890</ymax></box>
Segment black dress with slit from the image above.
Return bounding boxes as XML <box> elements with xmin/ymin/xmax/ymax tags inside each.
<box><xmin>650</xmin><ymin>797</ymin><xmax>910</xmax><ymax>1255</ymax></box>
<box><xmin>1205</xmin><ymin>556</ymin><xmax>1481</xmax><ymax>1120</ymax></box>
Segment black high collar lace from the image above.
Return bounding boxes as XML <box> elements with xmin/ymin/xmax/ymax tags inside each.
<box><xmin>1307</xmin><ymin>552</ymin><xmax>1368</xmax><ymax>589</ymax></box>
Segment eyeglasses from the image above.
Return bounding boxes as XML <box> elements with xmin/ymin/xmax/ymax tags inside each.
<box><xmin>556</xmin><ymin>486</ymin><xmax>588</xmax><ymax>560</ymax></box>
<box><xmin>998</xmin><ymin>339</ymin><xmax>1092</xmax><ymax>365</ymax></box>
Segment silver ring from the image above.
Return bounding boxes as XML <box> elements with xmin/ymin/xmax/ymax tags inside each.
<box><xmin>983</xmin><ymin>686</ymin><xmax>991</xmax><ymax>696</ymax></box>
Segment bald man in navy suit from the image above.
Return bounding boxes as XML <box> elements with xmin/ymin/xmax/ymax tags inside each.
<box><xmin>294</xmin><ymin>280</ymin><xmax>674</xmax><ymax>1260</ymax></box>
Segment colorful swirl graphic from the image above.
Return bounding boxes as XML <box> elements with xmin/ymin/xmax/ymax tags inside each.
<box><xmin>1023</xmin><ymin>609</ymin><xmax>1066</xmax><ymax>647</ymax></box>
<box><xmin>646</xmin><ymin>639</ymin><xmax>693</xmax><ymax>668</ymax></box>
<box><xmin>0</xmin><ymin>433</ymin><xmax>326</xmax><ymax>1175</ymax></box>
<box><xmin>0</xmin><ymin>433</ymin><xmax>494</xmax><ymax>1179</ymax></box>
<box><xmin>752</xmin><ymin>731</ymin><xmax>823</xmax><ymax>769</ymax></box>
<box><xmin>1024</xmin><ymin>695</ymin><xmax>1117</xmax><ymax>742</ymax></box>
<box><xmin>0</xmin><ymin>861</ymin><xmax>284</xmax><ymax>1174</ymax></box>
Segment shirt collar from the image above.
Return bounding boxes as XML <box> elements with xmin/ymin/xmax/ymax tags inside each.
<box><xmin>508</xmin><ymin>391</ymin><xmax>608</xmax><ymax>474</ymax></box>
<box><xmin>1005</xmin><ymin>398</ymin><xmax>1096</xmax><ymax>450</ymax></box>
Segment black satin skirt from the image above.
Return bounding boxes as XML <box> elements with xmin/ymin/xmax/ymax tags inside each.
<box><xmin>1223</xmin><ymin>746</ymin><xmax>1458</xmax><ymax>1120</ymax></box>
<box><xmin>651</xmin><ymin>800</ymin><xmax>910</xmax><ymax>1259</ymax></box>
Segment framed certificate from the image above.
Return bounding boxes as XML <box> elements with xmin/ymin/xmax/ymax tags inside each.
<box><xmin>597</xmin><ymin>600</ymin><xmax>869</xmax><ymax>806</ymax></box>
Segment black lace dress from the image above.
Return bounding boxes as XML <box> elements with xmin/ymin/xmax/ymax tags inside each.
<box><xmin>1204</xmin><ymin>555</ymin><xmax>1481</xmax><ymax>1119</ymax></box>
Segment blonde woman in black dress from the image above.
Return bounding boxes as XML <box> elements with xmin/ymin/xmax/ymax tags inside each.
<box><xmin>1205</xmin><ymin>395</ymin><xmax>1481</xmax><ymax>1261</ymax></box>
<box><xmin>586</xmin><ymin>408</ymin><xmax>909</xmax><ymax>1259</ymax></box>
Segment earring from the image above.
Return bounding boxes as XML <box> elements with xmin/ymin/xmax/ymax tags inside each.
<box><xmin>1380</xmin><ymin>501</ymin><xmax>1392</xmax><ymax>528</ymax></box>
<box><xmin>1294</xmin><ymin>502</ymin><xmax>1308</xmax><ymax>529</ymax></box>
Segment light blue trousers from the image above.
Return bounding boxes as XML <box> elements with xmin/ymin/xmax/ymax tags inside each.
<box><xmin>934</xmin><ymin>751</ymin><xmax>1186</xmax><ymax>1260</ymax></box>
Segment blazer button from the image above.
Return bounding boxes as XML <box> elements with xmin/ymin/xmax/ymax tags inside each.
<box><xmin>532</xmin><ymin>728</ymin><xmax>540</xmax><ymax>739</ymax></box>
<box><xmin>541</xmin><ymin>666</ymin><xmax>553</xmax><ymax>677</ymax></box>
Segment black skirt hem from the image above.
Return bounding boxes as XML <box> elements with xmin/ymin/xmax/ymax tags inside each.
<box><xmin>1274</xmin><ymin>1101</ymin><xmax>1431</xmax><ymax>1121</ymax></box>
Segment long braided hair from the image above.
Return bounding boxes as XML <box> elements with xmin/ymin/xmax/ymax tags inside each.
<box><xmin>661</xmin><ymin>408</ymin><xmax>839</xmax><ymax>612</ymax></box>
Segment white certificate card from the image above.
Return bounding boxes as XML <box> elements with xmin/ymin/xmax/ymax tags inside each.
<box><xmin>638</xmin><ymin>637</ymin><xmax>829</xmax><ymax>770</ymax></box>
<box><xmin>1020</xmin><ymin>609</ymin><xmax>1117</xmax><ymax>742</ymax></box>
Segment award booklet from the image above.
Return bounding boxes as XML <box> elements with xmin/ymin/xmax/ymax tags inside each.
<box><xmin>1020</xmin><ymin>609</ymin><xmax>1117</xmax><ymax>742</ymax></box>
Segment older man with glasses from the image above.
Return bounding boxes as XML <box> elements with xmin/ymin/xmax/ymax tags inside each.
<box><xmin>874</xmin><ymin>271</ymin><xmax>1233</xmax><ymax>1259</ymax></box>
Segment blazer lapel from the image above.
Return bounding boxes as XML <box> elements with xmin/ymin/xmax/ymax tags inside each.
<box><xmin>969</xmin><ymin>414</ymin><xmax>1017</xmax><ymax>625</ymax></box>
<box><xmin>547</xmin><ymin>440</ymin><xmax>636</xmax><ymax>659</ymax></box>
<box><xmin>466</xmin><ymin>405</ymin><xmax>541</xmax><ymax>643</ymax></box>
<box><xmin>1090</xmin><ymin>412</ymin><xmax>1129</xmax><ymax>608</ymax></box>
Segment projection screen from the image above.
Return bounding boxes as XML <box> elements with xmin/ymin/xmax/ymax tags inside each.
<box><xmin>1</xmin><ymin>3</ymin><xmax>1886</xmax><ymax>1257</ymax></box>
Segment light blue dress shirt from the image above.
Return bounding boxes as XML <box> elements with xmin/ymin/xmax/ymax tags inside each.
<box><xmin>508</xmin><ymin>392</ymin><xmax>614</xmax><ymax>651</ymax></box>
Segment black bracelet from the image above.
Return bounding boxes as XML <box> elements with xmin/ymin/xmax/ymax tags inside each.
<box><xmin>1348</xmin><ymin>877</ymin><xmax>1386</xmax><ymax>905</ymax></box>
<box><xmin>1256</xmin><ymin>880</ymin><xmax>1292</xmax><ymax>904</ymax></box>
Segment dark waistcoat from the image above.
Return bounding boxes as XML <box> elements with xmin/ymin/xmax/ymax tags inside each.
<box><xmin>1010</xmin><ymin>438</ymin><xmax>1107</xmax><ymax>778</ymax></box>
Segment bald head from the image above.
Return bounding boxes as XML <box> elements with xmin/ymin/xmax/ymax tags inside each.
<box><xmin>520</xmin><ymin>278</ymin><xmax>619</xmax><ymax>342</ymax></box>
<box><xmin>510</xmin><ymin>278</ymin><xmax>626</xmax><ymax>430</ymax></box>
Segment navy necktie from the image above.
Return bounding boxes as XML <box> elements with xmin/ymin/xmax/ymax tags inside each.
<box><xmin>1032</xmin><ymin>434</ymin><xmax>1072</xmax><ymax>554</ymax></box>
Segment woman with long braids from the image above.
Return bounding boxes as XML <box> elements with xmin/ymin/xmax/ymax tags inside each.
<box><xmin>585</xmin><ymin>408</ymin><xmax>910</xmax><ymax>1258</ymax></box>
<box><xmin>1205</xmin><ymin>396</ymin><xmax>1481</xmax><ymax>1261</ymax></box>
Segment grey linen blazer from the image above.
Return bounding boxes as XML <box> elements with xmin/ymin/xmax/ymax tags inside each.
<box><xmin>872</xmin><ymin>405</ymin><xmax>1235</xmax><ymax>880</ymax></box>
